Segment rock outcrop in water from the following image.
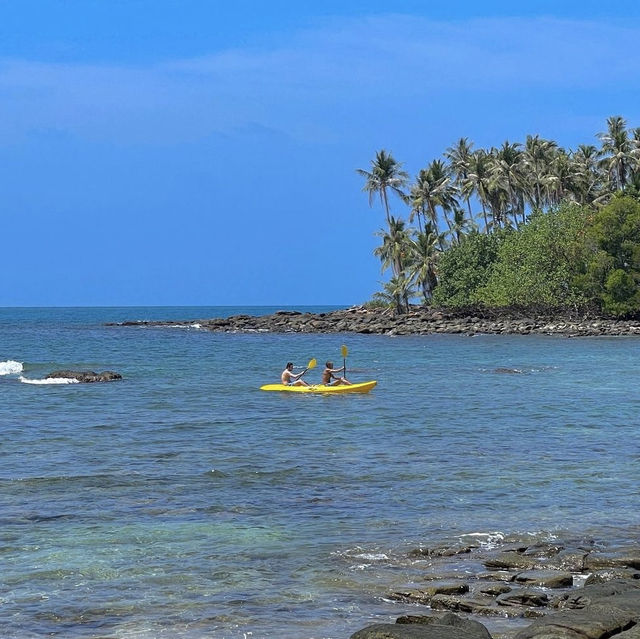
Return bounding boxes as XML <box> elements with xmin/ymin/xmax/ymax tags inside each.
<box><xmin>46</xmin><ymin>370</ymin><xmax>122</xmax><ymax>383</ymax></box>
<box><xmin>349</xmin><ymin>537</ymin><xmax>640</xmax><ymax>639</ymax></box>
<box><xmin>106</xmin><ymin>306</ymin><xmax>640</xmax><ymax>337</ymax></box>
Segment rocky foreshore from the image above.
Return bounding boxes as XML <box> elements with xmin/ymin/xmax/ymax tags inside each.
<box><xmin>349</xmin><ymin>535</ymin><xmax>640</xmax><ymax>639</ymax></box>
<box><xmin>107</xmin><ymin>306</ymin><xmax>640</xmax><ymax>337</ymax></box>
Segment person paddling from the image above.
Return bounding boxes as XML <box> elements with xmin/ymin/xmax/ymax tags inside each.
<box><xmin>281</xmin><ymin>362</ymin><xmax>310</xmax><ymax>387</ymax></box>
<box><xmin>321</xmin><ymin>361</ymin><xmax>351</xmax><ymax>386</ymax></box>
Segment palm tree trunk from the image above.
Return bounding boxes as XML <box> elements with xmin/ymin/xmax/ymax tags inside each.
<box><xmin>481</xmin><ymin>203</ymin><xmax>489</xmax><ymax>233</ymax></box>
<box><xmin>382</xmin><ymin>188</ymin><xmax>391</xmax><ymax>226</ymax></box>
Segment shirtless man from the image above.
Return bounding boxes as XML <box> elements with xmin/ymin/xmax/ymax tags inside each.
<box><xmin>281</xmin><ymin>362</ymin><xmax>310</xmax><ymax>387</ymax></box>
<box><xmin>321</xmin><ymin>361</ymin><xmax>352</xmax><ymax>386</ymax></box>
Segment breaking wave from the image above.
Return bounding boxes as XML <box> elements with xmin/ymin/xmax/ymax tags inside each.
<box><xmin>0</xmin><ymin>360</ymin><xmax>23</xmax><ymax>375</ymax></box>
<box><xmin>19</xmin><ymin>376</ymin><xmax>79</xmax><ymax>385</ymax></box>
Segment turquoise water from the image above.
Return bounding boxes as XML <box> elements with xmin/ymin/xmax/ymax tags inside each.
<box><xmin>1</xmin><ymin>306</ymin><xmax>639</xmax><ymax>638</ymax></box>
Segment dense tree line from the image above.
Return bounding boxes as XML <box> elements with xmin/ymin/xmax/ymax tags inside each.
<box><xmin>357</xmin><ymin>116</ymin><xmax>640</xmax><ymax>317</ymax></box>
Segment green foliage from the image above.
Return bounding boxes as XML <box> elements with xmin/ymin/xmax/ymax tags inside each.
<box><xmin>578</xmin><ymin>195</ymin><xmax>640</xmax><ymax>316</ymax></box>
<box><xmin>431</xmin><ymin>231</ymin><xmax>503</xmax><ymax>307</ymax></box>
<box><xmin>362</xmin><ymin>298</ymin><xmax>390</xmax><ymax>310</ymax></box>
<box><xmin>478</xmin><ymin>203</ymin><xmax>591</xmax><ymax>309</ymax></box>
<box><xmin>373</xmin><ymin>274</ymin><xmax>417</xmax><ymax>314</ymax></box>
<box><xmin>602</xmin><ymin>269</ymin><xmax>640</xmax><ymax>316</ymax></box>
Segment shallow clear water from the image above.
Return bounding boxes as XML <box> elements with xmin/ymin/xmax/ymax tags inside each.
<box><xmin>1</xmin><ymin>307</ymin><xmax>639</xmax><ymax>638</ymax></box>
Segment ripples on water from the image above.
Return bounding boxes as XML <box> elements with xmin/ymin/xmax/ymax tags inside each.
<box><xmin>1</xmin><ymin>307</ymin><xmax>639</xmax><ymax>638</ymax></box>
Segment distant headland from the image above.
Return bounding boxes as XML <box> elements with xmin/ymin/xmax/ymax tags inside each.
<box><xmin>106</xmin><ymin>305</ymin><xmax>640</xmax><ymax>337</ymax></box>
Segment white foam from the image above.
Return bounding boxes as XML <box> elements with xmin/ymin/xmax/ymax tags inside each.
<box><xmin>463</xmin><ymin>531</ymin><xmax>505</xmax><ymax>548</ymax></box>
<box><xmin>354</xmin><ymin>552</ymin><xmax>388</xmax><ymax>561</ymax></box>
<box><xmin>190</xmin><ymin>323</ymin><xmax>202</xmax><ymax>329</ymax></box>
<box><xmin>0</xmin><ymin>360</ymin><xmax>23</xmax><ymax>375</ymax></box>
<box><xmin>19</xmin><ymin>376</ymin><xmax>79</xmax><ymax>385</ymax></box>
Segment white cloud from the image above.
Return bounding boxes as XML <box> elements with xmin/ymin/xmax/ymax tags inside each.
<box><xmin>0</xmin><ymin>15</ymin><xmax>638</xmax><ymax>145</ymax></box>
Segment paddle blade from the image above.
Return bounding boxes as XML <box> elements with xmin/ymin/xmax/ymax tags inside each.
<box><xmin>308</xmin><ymin>358</ymin><xmax>317</xmax><ymax>370</ymax></box>
<box><xmin>341</xmin><ymin>344</ymin><xmax>348</xmax><ymax>358</ymax></box>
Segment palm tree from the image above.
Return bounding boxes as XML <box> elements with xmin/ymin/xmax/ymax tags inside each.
<box><xmin>445</xmin><ymin>137</ymin><xmax>474</xmax><ymax>217</ymax></box>
<box><xmin>373</xmin><ymin>216</ymin><xmax>411</xmax><ymax>278</ymax></box>
<box><xmin>407</xmin><ymin>223</ymin><xmax>441</xmax><ymax>302</ymax></box>
<box><xmin>598</xmin><ymin>116</ymin><xmax>634</xmax><ymax>192</ymax></box>
<box><xmin>570</xmin><ymin>144</ymin><xmax>602</xmax><ymax>205</ymax></box>
<box><xmin>447</xmin><ymin>207</ymin><xmax>478</xmax><ymax>246</ymax></box>
<box><xmin>485</xmin><ymin>180</ymin><xmax>510</xmax><ymax>230</ymax></box>
<box><xmin>408</xmin><ymin>166</ymin><xmax>450</xmax><ymax>240</ymax></box>
<box><xmin>522</xmin><ymin>135</ymin><xmax>558</xmax><ymax>210</ymax></box>
<box><xmin>546</xmin><ymin>149</ymin><xmax>574</xmax><ymax>206</ymax></box>
<box><xmin>373</xmin><ymin>274</ymin><xmax>416</xmax><ymax>314</ymax></box>
<box><xmin>409</xmin><ymin>159</ymin><xmax>459</xmax><ymax>237</ymax></box>
<box><xmin>490</xmin><ymin>141</ymin><xmax>526</xmax><ymax>227</ymax></box>
<box><xmin>462</xmin><ymin>149</ymin><xmax>492</xmax><ymax>232</ymax></box>
<box><xmin>357</xmin><ymin>150</ymin><xmax>409</xmax><ymax>226</ymax></box>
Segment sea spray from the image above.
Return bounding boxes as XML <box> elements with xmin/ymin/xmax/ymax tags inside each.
<box><xmin>18</xmin><ymin>376</ymin><xmax>79</xmax><ymax>385</ymax></box>
<box><xmin>0</xmin><ymin>360</ymin><xmax>23</xmax><ymax>375</ymax></box>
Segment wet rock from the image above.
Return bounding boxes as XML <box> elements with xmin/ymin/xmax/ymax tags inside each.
<box><xmin>46</xmin><ymin>370</ymin><xmax>122</xmax><ymax>383</ymax></box>
<box><xmin>522</xmin><ymin>542</ymin><xmax>565</xmax><ymax>558</ymax></box>
<box><xmin>585</xmin><ymin>550</ymin><xmax>640</xmax><ymax>571</ymax></box>
<box><xmin>429</xmin><ymin>594</ymin><xmax>512</xmax><ymax>616</ymax></box>
<box><xmin>555</xmin><ymin>579</ymin><xmax>640</xmax><ymax>609</ymax></box>
<box><xmin>351</xmin><ymin>612</ymin><xmax>492</xmax><ymax>639</ymax></box>
<box><xmin>478</xmin><ymin>570</ymin><xmax>516</xmax><ymax>582</ymax></box>
<box><xmin>496</xmin><ymin>590</ymin><xmax>549</xmax><ymax>607</ymax></box>
<box><xmin>514</xmin><ymin>570</ymin><xmax>574</xmax><ymax>588</ymax></box>
<box><xmin>484</xmin><ymin>552</ymin><xmax>543</xmax><ymax>571</ymax></box>
<box><xmin>390</xmin><ymin>583</ymin><xmax>469</xmax><ymax>604</ymax></box>
<box><xmin>545</xmin><ymin>549</ymin><xmax>588</xmax><ymax>571</ymax></box>
<box><xmin>480</xmin><ymin>584</ymin><xmax>513</xmax><ymax>596</ymax></box>
<box><xmin>410</xmin><ymin>544</ymin><xmax>477</xmax><ymax>558</ymax></box>
<box><xmin>395</xmin><ymin>613</ymin><xmax>492</xmax><ymax>638</ymax></box>
<box><xmin>584</xmin><ymin>569</ymin><xmax>640</xmax><ymax>585</ymax></box>
<box><xmin>514</xmin><ymin>602</ymin><xmax>638</xmax><ymax>639</ymax></box>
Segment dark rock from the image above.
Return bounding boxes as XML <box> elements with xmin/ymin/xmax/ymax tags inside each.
<box><xmin>478</xmin><ymin>570</ymin><xmax>516</xmax><ymax>582</ymax></box>
<box><xmin>484</xmin><ymin>552</ymin><xmax>542</xmax><ymax>571</ymax></box>
<box><xmin>46</xmin><ymin>370</ymin><xmax>122</xmax><ymax>383</ymax></box>
<box><xmin>514</xmin><ymin>602</ymin><xmax>638</xmax><ymax>639</ymax></box>
<box><xmin>480</xmin><ymin>584</ymin><xmax>512</xmax><ymax>596</ymax></box>
<box><xmin>556</xmin><ymin>579</ymin><xmax>640</xmax><ymax>609</ymax></box>
<box><xmin>351</xmin><ymin>612</ymin><xmax>492</xmax><ymax>639</ymax></box>
<box><xmin>107</xmin><ymin>305</ymin><xmax>640</xmax><ymax>337</ymax></box>
<box><xmin>496</xmin><ymin>590</ymin><xmax>549</xmax><ymax>607</ymax></box>
<box><xmin>429</xmin><ymin>594</ymin><xmax>513</xmax><ymax>616</ymax></box>
<box><xmin>585</xmin><ymin>551</ymin><xmax>640</xmax><ymax>571</ymax></box>
<box><xmin>546</xmin><ymin>549</ymin><xmax>588</xmax><ymax>571</ymax></box>
<box><xmin>584</xmin><ymin>569</ymin><xmax>640</xmax><ymax>585</ymax></box>
<box><xmin>391</xmin><ymin>584</ymin><xmax>469</xmax><ymax>603</ymax></box>
<box><xmin>522</xmin><ymin>542</ymin><xmax>565</xmax><ymax>558</ymax></box>
<box><xmin>514</xmin><ymin>570</ymin><xmax>574</xmax><ymax>588</ymax></box>
<box><xmin>396</xmin><ymin>613</ymin><xmax>492</xmax><ymax>638</ymax></box>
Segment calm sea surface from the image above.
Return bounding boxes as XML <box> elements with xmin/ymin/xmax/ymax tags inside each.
<box><xmin>1</xmin><ymin>306</ymin><xmax>639</xmax><ymax>638</ymax></box>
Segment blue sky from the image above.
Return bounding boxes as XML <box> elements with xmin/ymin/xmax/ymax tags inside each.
<box><xmin>2</xmin><ymin>0</ymin><xmax>640</xmax><ymax>306</ymax></box>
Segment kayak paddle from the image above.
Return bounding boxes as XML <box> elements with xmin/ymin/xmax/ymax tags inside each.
<box><xmin>341</xmin><ymin>344</ymin><xmax>348</xmax><ymax>379</ymax></box>
<box><xmin>302</xmin><ymin>358</ymin><xmax>317</xmax><ymax>377</ymax></box>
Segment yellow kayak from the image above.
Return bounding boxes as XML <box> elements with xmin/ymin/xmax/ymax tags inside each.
<box><xmin>260</xmin><ymin>380</ymin><xmax>377</xmax><ymax>394</ymax></box>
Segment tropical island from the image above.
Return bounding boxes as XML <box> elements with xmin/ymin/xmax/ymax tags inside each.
<box><xmin>357</xmin><ymin>115</ymin><xmax>640</xmax><ymax>319</ymax></box>
<box><xmin>111</xmin><ymin>116</ymin><xmax>640</xmax><ymax>337</ymax></box>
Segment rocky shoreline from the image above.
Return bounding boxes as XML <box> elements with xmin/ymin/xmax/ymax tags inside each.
<box><xmin>349</xmin><ymin>535</ymin><xmax>640</xmax><ymax>639</ymax></box>
<box><xmin>107</xmin><ymin>306</ymin><xmax>640</xmax><ymax>337</ymax></box>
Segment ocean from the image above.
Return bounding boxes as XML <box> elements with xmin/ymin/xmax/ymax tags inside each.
<box><xmin>1</xmin><ymin>306</ymin><xmax>639</xmax><ymax>638</ymax></box>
